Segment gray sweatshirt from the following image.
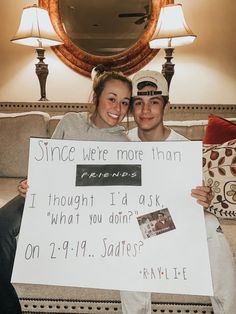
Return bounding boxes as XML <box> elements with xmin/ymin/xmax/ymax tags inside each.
<box><xmin>52</xmin><ymin>112</ymin><xmax>129</xmax><ymax>142</ymax></box>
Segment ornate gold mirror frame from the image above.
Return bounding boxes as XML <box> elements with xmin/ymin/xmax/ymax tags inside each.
<box><xmin>39</xmin><ymin>0</ymin><xmax>173</xmax><ymax>77</ymax></box>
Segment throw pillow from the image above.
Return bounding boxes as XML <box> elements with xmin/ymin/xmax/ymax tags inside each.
<box><xmin>203</xmin><ymin>114</ymin><xmax>236</xmax><ymax>144</ymax></box>
<box><xmin>203</xmin><ymin>139</ymin><xmax>236</xmax><ymax>219</ymax></box>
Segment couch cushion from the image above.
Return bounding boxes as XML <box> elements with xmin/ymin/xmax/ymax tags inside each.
<box><xmin>0</xmin><ymin>112</ymin><xmax>50</xmax><ymax>178</ymax></box>
<box><xmin>0</xmin><ymin>177</ymin><xmax>22</xmax><ymax>207</ymax></box>
<box><xmin>164</xmin><ymin>120</ymin><xmax>208</xmax><ymax>140</ymax></box>
<box><xmin>203</xmin><ymin>139</ymin><xmax>236</xmax><ymax>219</ymax></box>
<box><xmin>48</xmin><ymin>115</ymin><xmax>62</xmax><ymax>138</ymax></box>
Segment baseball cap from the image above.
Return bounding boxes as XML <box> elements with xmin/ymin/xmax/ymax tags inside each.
<box><xmin>132</xmin><ymin>70</ymin><xmax>169</xmax><ymax>97</ymax></box>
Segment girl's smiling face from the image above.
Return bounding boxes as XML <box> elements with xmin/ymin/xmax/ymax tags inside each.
<box><xmin>92</xmin><ymin>79</ymin><xmax>131</xmax><ymax>128</ymax></box>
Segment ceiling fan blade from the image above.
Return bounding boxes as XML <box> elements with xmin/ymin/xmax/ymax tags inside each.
<box><xmin>118</xmin><ymin>13</ymin><xmax>145</xmax><ymax>18</ymax></box>
<box><xmin>134</xmin><ymin>17</ymin><xmax>146</xmax><ymax>25</ymax></box>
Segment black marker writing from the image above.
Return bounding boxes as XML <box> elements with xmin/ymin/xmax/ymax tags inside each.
<box><xmin>89</xmin><ymin>214</ymin><xmax>102</xmax><ymax>225</ymax></box>
<box><xmin>48</xmin><ymin>211</ymin><xmax>80</xmax><ymax>225</ymax></box>
<box><xmin>50</xmin><ymin>240</ymin><xmax>87</xmax><ymax>259</ymax></box>
<box><xmin>116</xmin><ymin>149</ymin><xmax>143</xmax><ymax>161</ymax></box>
<box><xmin>152</xmin><ymin>147</ymin><xmax>182</xmax><ymax>162</ymax></box>
<box><xmin>24</xmin><ymin>243</ymin><xmax>40</xmax><ymax>260</ymax></box>
<box><xmin>109</xmin><ymin>211</ymin><xmax>138</xmax><ymax>224</ymax></box>
<box><xmin>35</xmin><ymin>140</ymin><xmax>76</xmax><ymax>162</ymax></box>
<box><xmin>138</xmin><ymin>194</ymin><xmax>161</xmax><ymax>207</ymax></box>
<box><xmin>29</xmin><ymin>194</ymin><xmax>36</xmax><ymax>208</ymax></box>
<box><xmin>48</xmin><ymin>193</ymin><xmax>94</xmax><ymax>209</ymax></box>
<box><xmin>140</xmin><ymin>267</ymin><xmax>187</xmax><ymax>281</ymax></box>
<box><xmin>110</xmin><ymin>192</ymin><xmax>128</xmax><ymax>206</ymax></box>
<box><xmin>82</xmin><ymin>146</ymin><xmax>108</xmax><ymax>161</ymax></box>
<box><xmin>100</xmin><ymin>238</ymin><xmax>144</xmax><ymax>257</ymax></box>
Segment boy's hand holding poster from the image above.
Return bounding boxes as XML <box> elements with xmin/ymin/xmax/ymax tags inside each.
<box><xmin>12</xmin><ymin>138</ymin><xmax>213</xmax><ymax>296</ymax></box>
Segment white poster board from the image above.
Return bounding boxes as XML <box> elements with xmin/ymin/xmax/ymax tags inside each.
<box><xmin>12</xmin><ymin>138</ymin><xmax>213</xmax><ymax>296</ymax></box>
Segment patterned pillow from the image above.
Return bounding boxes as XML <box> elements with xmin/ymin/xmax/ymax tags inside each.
<box><xmin>203</xmin><ymin>139</ymin><xmax>236</xmax><ymax>219</ymax></box>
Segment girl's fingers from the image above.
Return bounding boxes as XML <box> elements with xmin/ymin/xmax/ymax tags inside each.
<box><xmin>191</xmin><ymin>186</ymin><xmax>212</xmax><ymax>209</ymax></box>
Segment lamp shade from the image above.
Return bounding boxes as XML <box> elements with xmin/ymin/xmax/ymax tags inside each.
<box><xmin>149</xmin><ymin>4</ymin><xmax>196</xmax><ymax>49</ymax></box>
<box><xmin>11</xmin><ymin>5</ymin><xmax>63</xmax><ymax>47</ymax></box>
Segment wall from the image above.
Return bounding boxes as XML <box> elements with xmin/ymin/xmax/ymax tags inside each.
<box><xmin>0</xmin><ymin>0</ymin><xmax>236</xmax><ymax>104</ymax></box>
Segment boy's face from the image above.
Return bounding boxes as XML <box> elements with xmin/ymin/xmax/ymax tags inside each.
<box><xmin>132</xmin><ymin>85</ymin><xmax>166</xmax><ymax>131</ymax></box>
<box><xmin>157</xmin><ymin>213</ymin><xmax>165</xmax><ymax>221</ymax></box>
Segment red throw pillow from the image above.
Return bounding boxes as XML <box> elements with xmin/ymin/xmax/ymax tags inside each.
<box><xmin>203</xmin><ymin>114</ymin><xmax>236</xmax><ymax>144</ymax></box>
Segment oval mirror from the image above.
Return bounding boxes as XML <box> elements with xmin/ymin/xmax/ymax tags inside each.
<box><xmin>59</xmin><ymin>0</ymin><xmax>151</xmax><ymax>56</ymax></box>
<box><xmin>39</xmin><ymin>0</ymin><xmax>173</xmax><ymax>77</ymax></box>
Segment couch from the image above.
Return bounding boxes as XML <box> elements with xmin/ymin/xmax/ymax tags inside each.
<box><xmin>1</xmin><ymin>102</ymin><xmax>236</xmax><ymax>314</ymax></box>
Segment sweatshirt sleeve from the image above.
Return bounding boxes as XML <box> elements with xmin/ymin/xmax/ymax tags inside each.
<box><xmin>51</xmin><ymin>116</ymin><xmax>66</xmax><ymax>139</ymax></box>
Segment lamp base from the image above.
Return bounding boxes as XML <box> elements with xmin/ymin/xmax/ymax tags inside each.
<box><xmin>35</xmin><ymin>48</ymin><xmax>49</xmax><ymax>101</ymax></box>
<box><xmin>162</xmin><ymin>47</ymin><xmax>175</xmax><ymax>90</ymax></box>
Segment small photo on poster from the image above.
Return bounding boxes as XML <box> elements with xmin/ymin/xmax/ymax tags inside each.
<box><xmin>137</xmin><ymin>208</ymin><xmax>176</xmax><ymax>240</ymax></box>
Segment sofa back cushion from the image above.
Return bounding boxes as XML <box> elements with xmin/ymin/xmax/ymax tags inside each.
<box><xmin>48</xmin><ymin>115</ymin><xmax>62</xmax><ymax>138</ymax></box>
<box><xmin>0</xmin><ymin>112</ymin><xmax>50</xmax><ymax>178</ymax></box>
<box><xmin>164</xmin><ymin>120</ymin><xmax>208</xmax><ymax>140</ymax></box>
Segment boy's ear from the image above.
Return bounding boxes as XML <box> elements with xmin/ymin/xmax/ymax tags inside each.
<box><xmin>164</xmin><ymin>101</ymin><xmax>170</xmax><ymax>115</ymax></box>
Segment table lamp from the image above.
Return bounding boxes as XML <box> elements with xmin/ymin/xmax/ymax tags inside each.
<box><xmin>11</xmin><ymin>4</ymin><xmax>64</xmax><ymax>101</ymax></box>
<box><xmin>149</xmin><ymin>3</ymin><xmax>196</xmax><ymax>89</ymax></box>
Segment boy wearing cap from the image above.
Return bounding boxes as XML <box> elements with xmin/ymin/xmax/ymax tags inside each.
<box><xmin>120</xmin><ymin>70</ymin><xmax>236</xmax><ymax>314</ymax></box>
<box><xmin>128</xmin><ymin>70</ymin><xmax>186</xmax><ymax>142</ymax></box>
